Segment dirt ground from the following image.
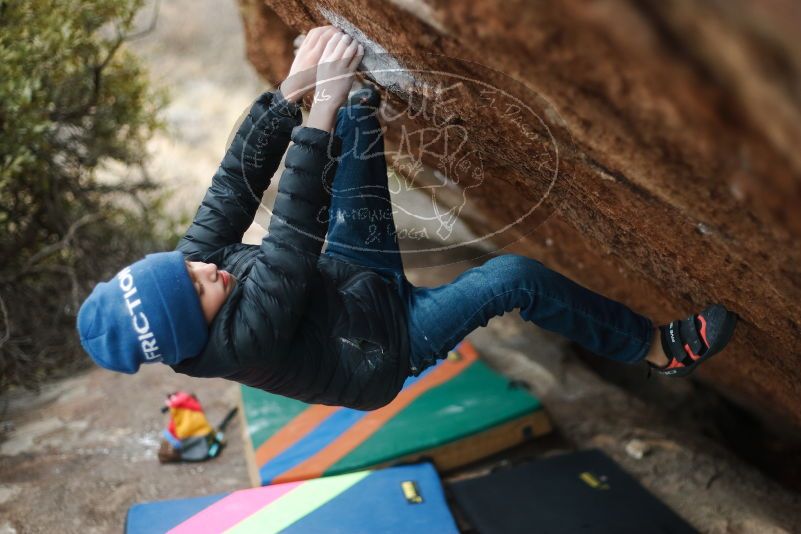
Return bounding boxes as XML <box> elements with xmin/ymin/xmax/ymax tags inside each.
<box><xmin>2</xmin><ymin>0</ymin><xmax>800</xmax><ymax>532</ymax></box>
<box><xmin>0</xmin><ymin>364</ymin><xmax>248</xmax><ymax>533</ymax></box>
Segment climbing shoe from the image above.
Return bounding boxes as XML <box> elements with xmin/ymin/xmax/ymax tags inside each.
<box><xmin>650</xmin><ymin>304</ymin><xmax>738</xmax><ymax>377</ymax></box>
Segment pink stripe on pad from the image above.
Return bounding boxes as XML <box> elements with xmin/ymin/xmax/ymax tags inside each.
<box><xmin>168</xmin><ymin>481</ymin><xmax>303</xmax><ymax>534</ymax></box>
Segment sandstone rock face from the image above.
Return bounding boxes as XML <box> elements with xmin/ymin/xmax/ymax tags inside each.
<box><xmin>238</xmin><ymin>0</ymin><xmax>801</xmax><ymax>431</ymax></box>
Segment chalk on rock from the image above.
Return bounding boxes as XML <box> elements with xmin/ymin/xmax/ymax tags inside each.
<box><xmin>625</xmin><ymin>438</ymin><xmax>651</xmax><ymax>460</ymax></box>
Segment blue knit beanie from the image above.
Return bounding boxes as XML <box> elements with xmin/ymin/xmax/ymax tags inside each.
<box><xmin>76</xmin><ymin>251</ymin><xmax>208</xmax><ymax>374</ymax></box>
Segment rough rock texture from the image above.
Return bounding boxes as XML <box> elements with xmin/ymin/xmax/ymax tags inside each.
<box><xmin>238</xmin><ymin>0</ymin><xmax>801</xmax><ymax>431</ymax></box>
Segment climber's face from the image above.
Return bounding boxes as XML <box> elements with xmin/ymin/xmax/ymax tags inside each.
<box><xmin>185</xmin><ymin>261</ymin><xmax>236</xmax><ymax>324</ymax></box>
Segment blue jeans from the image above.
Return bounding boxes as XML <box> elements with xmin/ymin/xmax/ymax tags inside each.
<box><xmin>323</xmin><ymin>106</ymin><xmax>654</xmax><ymax>376</ymax></box>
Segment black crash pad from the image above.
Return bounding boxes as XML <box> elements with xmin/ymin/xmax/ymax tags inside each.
<box><xmin>448</xmin><ymin>449</ymin><xmax>697</xmax><ymax>534</ymax></box>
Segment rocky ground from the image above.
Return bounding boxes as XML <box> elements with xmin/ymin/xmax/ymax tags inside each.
<box><xmin>2</xmin><ymin>0</ymin><xmax>800</xmax><ymax>532</ymax></box>
<box><xmin>0</xmin><ymin>364</ymin><xmax>248</xmax><ymax>533</ymax></box>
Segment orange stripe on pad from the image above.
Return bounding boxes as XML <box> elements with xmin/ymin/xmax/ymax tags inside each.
<box><xmin>254</xmin><ymin>404</ymin><xmax>341</xmax><ymax>467</ymax></box>
<box><xmin>272</xmin><ymin>342</ymin><xmax>478</xmax><ymax>483</ymax></box>
<box><xmin>456</xmin><ymin>339</ymin><xmax>479</xmax><ymax>361</ymax></box>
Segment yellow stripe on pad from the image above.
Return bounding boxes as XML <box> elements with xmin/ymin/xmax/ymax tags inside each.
<box><xmin>224</xmin><ymin>471</ymin><xmax>370</xmax><ymax>534</ymax></box>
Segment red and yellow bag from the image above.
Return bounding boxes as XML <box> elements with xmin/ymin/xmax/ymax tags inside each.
<box><xmin>158</xmin><ymin>391</ymin><xmax>235</xmax><ymax>463</ymax></box>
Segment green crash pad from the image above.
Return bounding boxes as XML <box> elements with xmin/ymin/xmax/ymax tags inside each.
<box><xmin>240</xmin><ymin>340</ymin><xmax>551</xmax><ymax>486</ymax></box>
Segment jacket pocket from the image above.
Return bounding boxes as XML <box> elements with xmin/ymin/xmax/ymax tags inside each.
<box><xmin>331</xmin><ymin>335</ymin><xmax>400</xmax><ymax>410</ymax></box>
<box><xmin>335</xmin><ymin>336</ymin><xmax>390</xmax><ymax>382</ymax></box>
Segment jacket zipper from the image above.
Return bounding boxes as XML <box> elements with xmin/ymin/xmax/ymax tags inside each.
<box><xmin>339</xmin><ymin>337</ymin><xmax>362</xmax><ymax>349</ymax></box>
<box><xmin>338</xmin><ymin>269</ymin><xmax>390</xmax><ymax>356</ymax></box>
<box><xmin>338</xmin><ymin>336</ymin><xmax>386</xmax><ymax>356</ymax></box>
<box><xmin>338</xmin><ymin>269</ymin><xmax>376</xmax><ymax>296</ymax></box>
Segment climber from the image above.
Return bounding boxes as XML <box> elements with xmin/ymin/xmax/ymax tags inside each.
<box><xmin>76</xmin><ymin>27</ymin><xmax>738</xmax><ymax>411</ymax></box>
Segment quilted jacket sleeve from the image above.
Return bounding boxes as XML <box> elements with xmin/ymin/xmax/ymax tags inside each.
<box><xmin>232</xmin><ymin>126</ymin><xmax>341</xmax><ymax>360</ymax></box>
<box><xmin>176</xmin><ymin>91</ymin><xmax>302</xmax><ymax>258</ymax></box>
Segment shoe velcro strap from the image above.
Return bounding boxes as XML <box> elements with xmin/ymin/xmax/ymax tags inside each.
<box><xmin>679</xmin><ymin>315</ymin><xmax>705</xmax><ymax>358</ymax></box>
<box><xmin>660</xmin><ymin>321</ymin><xmax>690</xmax><ymax>366</ymax></box>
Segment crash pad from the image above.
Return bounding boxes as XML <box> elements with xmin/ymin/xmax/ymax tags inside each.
<box><xmin>240</xmin><ymin>340</ymin><xmax>551</xmax><ymax>486</ymax></box>
<box><xmin>449</xmin><ymin>449</ymin><xmax>697</xmax><ymax>534</ymax></box>
<box><xmin>125</xmin><ymin>463</ymin><xmax>458</xmax><ymax>534</ymax></box>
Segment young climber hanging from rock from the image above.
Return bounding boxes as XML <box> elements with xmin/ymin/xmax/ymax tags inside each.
<box><xmin>77</xmin><ymin>26</ymin><xmax>738</xmax><ymax>410</ymax></box>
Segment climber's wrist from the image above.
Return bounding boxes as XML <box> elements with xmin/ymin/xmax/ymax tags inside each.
<box><xmin>279</xmin><ymin>78</ymin><xmax>304</xmax><ymax>104</ymax></box>
<box><xmin>306</xmin><ymin>101</ymin><xmax>337</xmax><ymax>132</ymax></box>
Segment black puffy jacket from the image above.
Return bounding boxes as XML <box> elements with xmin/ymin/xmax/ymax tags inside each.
<box><xmin>171</xmin><ymin>91</ymin><xmax>410</xmax><ymax>410</ymax></box>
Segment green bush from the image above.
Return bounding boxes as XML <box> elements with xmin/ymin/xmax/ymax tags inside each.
<box><xmin>0</xmin><ymin>0</ymin><xmax>174</xmax><ymax>390</ymax></box>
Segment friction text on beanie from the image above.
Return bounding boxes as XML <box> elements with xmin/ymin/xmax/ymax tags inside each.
<box><xmin>117</xmin><ymin>266</ymin><xmax>163</xmax><ymax>362</ymax></box>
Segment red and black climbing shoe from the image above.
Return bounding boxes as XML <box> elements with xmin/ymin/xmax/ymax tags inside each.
<box><xmin>650</xmin><ymin>304</ymin><xmax>738</xmax><ymax>377</ymax></box>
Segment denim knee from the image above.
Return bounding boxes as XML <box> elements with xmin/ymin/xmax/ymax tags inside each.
<box><xmin>484</xmin><ymin>254</ymin><xmax>545</xmax><ymax>284</ymax></box>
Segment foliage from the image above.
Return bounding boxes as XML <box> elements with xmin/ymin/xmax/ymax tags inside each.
<box><xmin>0</xmin><ymin>0</ymin><xmax>173</xmax><ymax>390</ymax></box>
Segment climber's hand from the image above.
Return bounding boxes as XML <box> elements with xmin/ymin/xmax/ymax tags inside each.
<box><xmin>314</xmin><ymin>32</ymin><xmax>363</xmax><ymax>111</ymax></box>
<box><xmin>306</xmin><ymin>32</ymin><xmax>363</xmax><ymax>132</ymax></box>
<box><xmin>280</xmin><ymin>25</ymin><xmax>337</xmax><ymax>103</ymax></box>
